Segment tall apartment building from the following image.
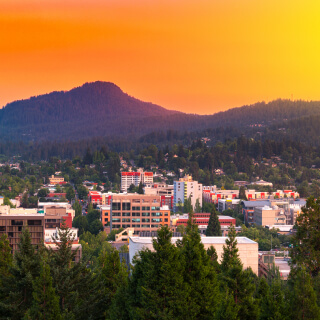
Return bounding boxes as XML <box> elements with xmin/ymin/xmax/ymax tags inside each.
<box><xmin>0</xmin><ymin>214</ymin><xmax>44</xmax><ymax>252</ymax></box>
<box><xmin>121</xmin><ymin>171</ymin><xmax>153</xmax><ymax>192</ymax></box>
<box><xmin>173</xmin><ymin>175</ymin><xmax>202</xmax><ymax>212</ymax></box>
<box><xmin>107</xmin><ymin>194</ymin><xmax>170</xmax><ymax>234</ymax></box>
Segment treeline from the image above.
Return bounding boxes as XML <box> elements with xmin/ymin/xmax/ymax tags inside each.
<box><xmin>1</xmin><ymin>213</ymin><xmax>320</xmax><ymax>319</ymax></box>
<box><xmin>3</xmin><ymin>134</ymin><xmax>320</xmax><ymax>195</ymax></box>
<box><xmin>2</xmin><ymin>81</ymin><xmax>320</xmax><ymax>143</ymax></box>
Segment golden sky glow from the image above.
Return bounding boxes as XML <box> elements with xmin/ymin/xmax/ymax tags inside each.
<box><xmin>1</xmin><ymin>0</ymin><xmax>320</xmax><ymax>114</ymax></box>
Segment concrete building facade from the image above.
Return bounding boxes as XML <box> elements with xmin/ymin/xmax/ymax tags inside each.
<box><xmin>110</xmin><ymin>194</ymin><xmax>170</xmax><ymax>234</ymax></box>
<box><xmin>173</xmin><ymin>175</ymin><xmax>202</xmax><ymax>212</ymax></box>
<box><xmin>121</xmin><ymin>171</ymin><xmax>153</xmax><ymax>192</ymax></box>
<box><xmin>129</xmin><ymin>236</ymin><xmax>258</xmax><ymax>274</ymax></box>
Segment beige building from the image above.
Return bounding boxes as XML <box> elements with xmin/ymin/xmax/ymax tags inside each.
<box><xmin>110</xmin><ymin>194</ymin><xmax>170</xmax><ymax>234</ymax></box>
<box><xmin>254</xmin><ymin>206</ymin><xmax>286</xmax><ymax>226</ymax></box>
<box><xmin>0</xmin><ymin>214</ymin><xmax>44</xmax><ymax>252</ymax></box>
<box><xmin>49</xmin><ymin>175</ymin><xmax>65</xmax><ymax>185</ymax></box>
<box><xmin>129</xmin><ymin>236</ymin><xmax>258</xmax><ymax>274</ymax></box>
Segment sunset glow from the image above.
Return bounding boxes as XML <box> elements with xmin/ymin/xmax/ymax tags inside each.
<box><xmin>1</xmin><ymin>0</ymin><xmax>320</xmax><ymax>114</ymax></box>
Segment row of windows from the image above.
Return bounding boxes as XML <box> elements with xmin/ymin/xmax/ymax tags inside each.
<box><xmin>111</xmin><ymin>212</ymin><xmax>168</xmax><ymax>217</ymax></box>
<box><xmin>112</xmin><ymin>224</ymin><xmax>160</xmax><ymax>229</ymax></box>
<box><xmin>112</xmin><ymin>218</ymin><xmax>167</xmax><ymax>223</ymax></box>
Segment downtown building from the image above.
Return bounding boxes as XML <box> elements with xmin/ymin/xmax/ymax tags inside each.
<box><xmin>100</xmin><ymin>194</ymin><xmax>170</xmax><ymax>234</ymax></box>
<box><xmin>173</xmin><ymin>175</ymin><xmax>202</xmax><ymax>212</ymax></box>
<box><xmin>121</xmin><ymin>170</ymin><xmax>153</xmax><ymax>192</ymax></box>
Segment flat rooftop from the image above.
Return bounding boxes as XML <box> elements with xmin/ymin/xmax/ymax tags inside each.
<box><xmin>130</xmin><ymin>236</ymin><xmax>257</xmax><ymax>245</ymax></box>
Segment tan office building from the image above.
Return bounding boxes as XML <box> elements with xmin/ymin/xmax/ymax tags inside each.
<box><xmin>129</xmin><ymin>236</ymin><xmax>258</xmax><ymax>274</ymax></box>
<box><xmin>111</xmin><ymin>194</ymin><xmax>170</xmax><ymax>234</ymax></box>
<box><xmin>0</xmin><ymin>214</ymin><xmax>44</xmax><ymax>252</ymax></box>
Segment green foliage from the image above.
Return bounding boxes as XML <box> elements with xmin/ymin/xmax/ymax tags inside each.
<box><xmin>180</xmin><ymin>218</ymin><xmax>221</xmax><ymax>318</ymax></box>
<box><xmin>206</xmin><ymin>206</ymin><xmax>222</xmax><ymax>236</ymax></box>
<box><xmin>106</xmin><ymin>228</ymin><xmax>124</xmax><ymax>241</ymax></box>
<box><xmin>76</xmin><ymin>185</ymin><xmax>88</xmax><ymax>200</ymax></box>
<box><xmin>0</xmin><ymin>234</ymin><xmax>12</xmax><ymax>284</ymax></box>
<box><xmin>72</xmin><ymin>215</ymin><xmax>89</xmax><ymax>236</ymax></box>
<box><xmin>79</xmin><ymin>231</ymin><xmax>113</xmax><ymax>265</ymax></box>
<box><xmin>221</xmin><ymin>226</ymin><xmax>241</xmax><ymax>270</ymax></box>
<box><xmin>25</xmin><ymin>260</ymin><xmax>61</xmax><ymax>320</ymax></box>
<box><xmin>3</xmin><ymin>196</ymin><xmax>16</xmax><ymax>208</ymax></box>
<box><xmin>239</xmin><ymin>186</ymin><xmax>247</xmax><ymax>200</ymax></box>
<box><xmin>37</xmin><ymin>188</ymin><xmax>49</xmax><ymax>198</ymax></box>
<box><xmin>128</xmin><ymin>226</ymin><xmax>188</xmax><ymax>319</ymax></box>
<box><xmin>1</xmin><ymin>228</ymin><xmax>41</xmax><ymax>319</ymax></box>
<box><xmin>66</xmin><ymin>186</ymin><xmax>75</xmax><ymax>202</ymax></box>
<box><xmin>138</xmin><ymin>181</ymin><xmax>144</xmax><ymax>194</ymax></box>
<box><xmin>288</xmin><ymin>267</ymin><xmax>320</xmax><ymax>319</ymax></box>
<box><xmin>239</xmin><ymin>225</ymin><xmax>287</xmax><ymax>251</ymax></box>
<box><xmin>260</xmin><ymin>279</ymin><xmax>288</xmax><ymax>320</ymax></box>
<box><xmin>195</xmin><ymin>198</ymin><xmax>202</xmax><ymax>213</ymax></box>
<box><xmin>290</xmin><ymin>197</ymin><xmax>320</xmax><ymax>277</ymax></box>
<box><xmin>72</xmin><ymin>200</ymin><xmax>82</xmax><ymax>217</ymax></box>
<box><xmin>183</xmin><ymin>196</ymin><xmax>193</xmax><ymax>213</ymax></box>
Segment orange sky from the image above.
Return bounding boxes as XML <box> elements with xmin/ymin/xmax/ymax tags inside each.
<box><xmin>1</xmin><ymin>0</ymin><xmax>320</xmax><ymax>114</ymax></box>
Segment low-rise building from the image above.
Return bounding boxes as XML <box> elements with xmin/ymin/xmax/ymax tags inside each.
<box><xmin>218</xmin><ymin>199</ymin><xmax>241</xmax><ymax>212</ymax></box>
<box><xmin>49</xmin><ymin>175</ymin><xmax>65</xmax><ymax>185</ymax></box>
<box><xmin>129</xmin><ymin>236</ymin><xmax>258</xmax><ymax>274</ymax></box>
<box><xmin>0</xmin><ymin>213</ymin><xmax>45</xmax><ymax>253</ymax></box>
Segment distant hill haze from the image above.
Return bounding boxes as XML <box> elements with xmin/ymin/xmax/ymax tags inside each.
<box><xmin>1</xmin><ymin>81</ymin><xmax>320</xmax><ymax>141</ymax></box>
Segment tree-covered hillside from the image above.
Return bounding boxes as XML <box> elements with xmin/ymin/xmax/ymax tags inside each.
<box><xmin>1</xmin><ymin>82</ymin><xmax>320</xmax><ymax>141</ymax></box>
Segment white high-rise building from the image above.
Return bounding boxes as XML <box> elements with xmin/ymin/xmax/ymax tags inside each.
<box><xmin>121</xmin><ymin>171</ymin><xmax>153</xmax><ymax>192</ymax></box>
<box><xmin>173</xmin><ymin>175</ymin><xmax>203</xmax><ymax>212</ymax></box>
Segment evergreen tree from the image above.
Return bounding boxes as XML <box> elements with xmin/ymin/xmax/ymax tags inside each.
<box><xmin>0</xmin><ymin>228</ymin><xmax>40</xmax><ymax>319</ymax></box>
<box><xmin>290</xmin><ymin>197</ymin><xmax>320</xmax><ymax>276</ymax></box>
<box><xmin>206</xmin><ymin>206</ymin><xmax>222</xmax><ymax>236</ymax></box>
<box><xmin>221</xmin><ymin>225</ymin><xmax>241</xmax><ymax>271</ymax></box>
<box><xmin>24</xmin><ymin>260</ymin><xmax>61</xmax><ymax>320</ymax></box>
<box><xmin>288</xmin><ymin>267</ymin><xmax>320</xmax><ymax>320</ymax></box>
<box><xmin>21</xmin><ymin>192</ymin><xmax>29</xmax><ymax>208</ymax></box>
<box><xmin>260</xmin><ymin>279</ymin><xmax>288</xmax><ymax>320</ymax></box>
<box><xmin>207</xmin><ymin>245</ymin><xmax>220</xmax><ymax>271</ymax></box>
<box><xmin>0</xmin><ymin>234</ymin><xmax>12</xmax><ymax>282</ymax></box>
<box><xmin>179</xmin><ymin>214</ymin><xmax>221</xmax><ymax>319</ymax></box>
<box><xmin>183</xmin><ymin>196</ymin><xmax>193</xmax><ymax>213</ymax></box>
<box><xmin>138</xmin><ymin>181</ymin><xmax>144</xmax><ymax>194</ymax></box>
<box><xmin>48</xmin><ymin>221</ymin><xmax>77</xmax><ymax>313</ymax></box>
<box><xmin>239</xmin><ymin>186</ymin><xmax>247</xmax><ymax>200</ymax></box>
<box><xmin>72</xmin><ymin>200</ymin><xmax>82</xmax><ymax>217</ymax></box>
<box><xmin>194</xmin><ymin>198</ymin><xmax>202</xmax><ymax>213</ymax></box>
<box><xmin>66</xmin><ymin>186</ymin><xmax>75</xmax><ymax>202</ymax></box>
<box><xmin>222</xmin><ymin>266</ymin><xmax>259</xmax><ymax>320</ymax></box>
<box><xmin>97</xmin><ymin>248</ymin><xmax>129</xmax><ymax>319</ymax></box>
<box><xmin>128</xmin><ymin>225</ymin><xmax>188</xmax><ymax>319</ymax></box>
<box><xmin>216</xmin><ymin>289</ymin><xmax>239</xmax><ymax>320</ymax></box>
<box><xmin>49</xmin><ymin>221</ymin><xmax>99</xmax><ymax>319</ymax></box>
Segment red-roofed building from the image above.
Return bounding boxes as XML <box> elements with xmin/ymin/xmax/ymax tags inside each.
<box><xmin>121</xmin><ymin>171</ymin><xmax>153</xmax><ymax>191</ymax></box>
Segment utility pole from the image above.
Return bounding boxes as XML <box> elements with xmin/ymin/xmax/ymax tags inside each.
<box><xmin>271</xmin><ymin>235</ymin><xmax>272</xmax><ymax>251</ymax></box>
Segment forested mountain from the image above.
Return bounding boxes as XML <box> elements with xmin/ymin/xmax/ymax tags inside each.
<box><xmin>1</xmin><ymin>81</ymin><xmax>320</xmax><ymax>142</ymax></box>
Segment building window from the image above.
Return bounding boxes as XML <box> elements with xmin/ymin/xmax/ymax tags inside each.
<box><xmin>11</xmin><ymin>220</ymin><xmax>23</xmax><ymax>226</ymax></box>
<box><xmin>112</xmin><ymin>203</ymin><xmax>121</xmax><ymax>210</ymax></box>
<box><xmin>27</xmin><ymin>220</ymin><xmax>41</xmax><ymax>226</ymax></box>
<box><xmin>142</xmin><ymin>212</ymin><xmax>150</xmax><ymax>216</ymax></box>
